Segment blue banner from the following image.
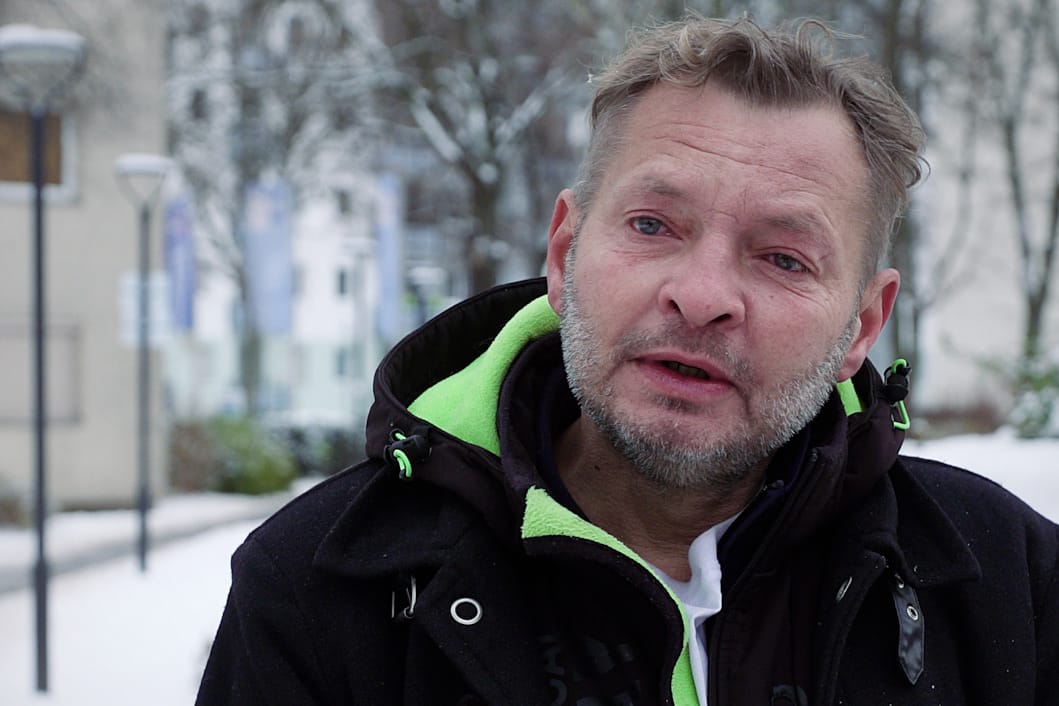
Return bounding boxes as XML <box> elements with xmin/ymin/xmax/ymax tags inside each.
<box><xmin>164</xmin><ymin>195</ymin><xmax>196</xmax><ymax>332</ymax></box>
<box><xmin>374</xmin><ymin>174</ymin><xmax>405</xmax><ymax>346</ymax></box>
<box><xmin>243</xmin><ymin>179</ymin><xmax>293</xmax><ymax>336</ymax></box>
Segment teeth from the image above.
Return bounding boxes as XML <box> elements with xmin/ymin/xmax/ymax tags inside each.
<box><xmin>663</xmin><ymin>361</ymin><xmax>711</xmax><ymax>379</ymax></box>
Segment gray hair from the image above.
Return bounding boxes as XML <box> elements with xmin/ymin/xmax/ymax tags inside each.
<box><xmin>573</xmin><ymin>15</ymin><xmax>926</xmax><ymax>275</ymax></box>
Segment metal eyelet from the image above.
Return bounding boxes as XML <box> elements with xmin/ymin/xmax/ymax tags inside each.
<box><xmin>450</xmin><ymin>597</ymin><xmax>483</xmax><ymax>626</ymax></box>
<box><xmin>906</xmin><ymin>604</ymin><xmax>920</xmax><ymax>621</ymax></box>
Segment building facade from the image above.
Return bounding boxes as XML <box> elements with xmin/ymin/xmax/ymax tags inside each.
<box><xmin>0</xmin><ymin>0</ymin><xmax>170</xmax><ymax>510</ymax></box>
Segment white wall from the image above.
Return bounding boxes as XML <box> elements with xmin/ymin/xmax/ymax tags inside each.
<box><xmin>0</xmin><ymin>0</ymin><xmax>169</xmax><ymax>509</ymax></box>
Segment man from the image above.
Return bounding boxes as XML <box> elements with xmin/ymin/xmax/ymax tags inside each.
<box><xmin>197</xmin><ymin>15</ymin><xmax>1058</xmax><ymax>706</ymax></box>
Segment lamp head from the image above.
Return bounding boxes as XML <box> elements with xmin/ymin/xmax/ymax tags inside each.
<box><xmin>115</xmin><ymin>153</ymin><xmax>173</xmax><ymax>205</ymax></box>
<box><xmin>0</xmin><ymin>24</ymin><xmax>86</xmax><ymax>110</ymax></box>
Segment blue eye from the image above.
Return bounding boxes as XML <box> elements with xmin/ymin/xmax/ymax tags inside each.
<box><xmin>632</xmin><ymin>217</ymin><xmax>664</xmax><ymax>235</ymax></box>
<box><xmin>770</xmin><ymin>253</ymin><xmax>807</xmax><ymax>272</ymax></box>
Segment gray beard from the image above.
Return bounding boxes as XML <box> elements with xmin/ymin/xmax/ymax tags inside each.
<box><xmin>559</xmin><ymin>265</ymin><xmax>857</xmax><ymax>491</ymax></box>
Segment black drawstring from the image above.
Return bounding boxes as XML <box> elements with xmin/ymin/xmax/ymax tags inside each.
<box><xmin>883</xmin><ymin>360</ymin><xmax>912</xmax><ymax>430</ymax></box>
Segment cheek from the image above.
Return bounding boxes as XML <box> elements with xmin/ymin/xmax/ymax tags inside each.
<box><xmin>572</xmin><ymin>254</ymin><xmax>628</xmax><ymax>307</ymax></box>
<box><xmin>745</xmin><ymin>299</ymin><xmax>847</xmax><ymax>365</ymax></box>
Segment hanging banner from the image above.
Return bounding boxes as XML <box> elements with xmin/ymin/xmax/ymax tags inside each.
<box><xmin>374</xmin><ymin>174</ymin><xmax>404</xmax><ymax>347</ymax></box>
<box><xmin>243</xmin><ymin>179</ymin><xmax>293</xmax><ymax>336</ymax></box>
<box><xmin>164</xmin><ymin>195</ymin><xmax>196</xmax><ymax>332</ymax></box>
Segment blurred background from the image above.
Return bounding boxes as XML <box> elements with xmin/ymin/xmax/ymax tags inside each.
<box><xmin>0</xmin><ymin>0</ymin><xmax>1057</xmax><ymax>701</ymax></box>
<box><xmin>1</xmin><ymin>0</ymin><xmax>1057</xmax><ymax>517</ymax></box>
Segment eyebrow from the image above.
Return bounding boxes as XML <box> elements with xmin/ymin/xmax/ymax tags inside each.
<box><xmin>625</xmin><ymin>176</ymin><xmax>689</xmax><ymax>201</ymax></box>
<box><xmin>763</xmin><ymin>213</ymin><xmax>830</xmax><ymax>236</ymax></box>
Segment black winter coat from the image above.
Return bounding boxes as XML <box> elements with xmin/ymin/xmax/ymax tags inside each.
<box><xmin>197</xmin><ymin>279</ymin><xmax>1059</xmax><ymax>706</ymax></box>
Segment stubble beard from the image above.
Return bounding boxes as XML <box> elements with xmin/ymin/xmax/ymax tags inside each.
<box><xmin>559</xmin><ymin>263</ymin><xmax>858</xmax><ymax>492</ymax></box>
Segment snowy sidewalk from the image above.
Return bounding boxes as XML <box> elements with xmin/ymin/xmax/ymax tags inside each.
<box><xmin>0</xmin><ymin>487</ymin><xmax>300</xmax><ymax>595</ymax></box>
<box><xmin>0</xmin><ymin>521</ymin><xmax>259</xmax><ymax>706</ymax></box>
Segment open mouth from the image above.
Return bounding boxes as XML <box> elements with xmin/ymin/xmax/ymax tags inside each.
<box><xmin>660</xmin><ymin>360</ymin><xmax>712</xmax><ymax>380</ymax></box>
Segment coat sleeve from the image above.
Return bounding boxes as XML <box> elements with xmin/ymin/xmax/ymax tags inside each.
<box><xmin>1036</xmin><ymin>522</ymin><xmax>1059</xmax><ymax>706</ymax></box>
<box><xmin>195</xmin><ymin>535</ymin><xmax>333</xmax><ymax>706</ymax></box>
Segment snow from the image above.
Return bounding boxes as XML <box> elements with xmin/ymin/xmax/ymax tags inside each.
<box><xmin>0</xmin><ymin>491</ymin><xmax>295</xmax><ymax>593</ymax></box>
<box><xmin>114</xmin><ymin>153</ymin><xmax>173</xmax><ymax>178</ymax></box>
<box><xmin>0</xmin><ymin>433</ymin><xmax>1056</xmax><ymax>704</ymax></box>
<box><xmin>0</xmin><ymin>522</ymin><xmax>253</xmax><ymax>706</ymax></box>
<box><xmin>0</xmin><ymin>25</ymin><xmax>86</xmax><ymax>61</ymax></box>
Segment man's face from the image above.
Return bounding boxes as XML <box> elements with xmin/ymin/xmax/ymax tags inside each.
<box><xmin>546</xmin><ymin>82</ymin><xmax>898</xmax><ymax>489</ymax></box>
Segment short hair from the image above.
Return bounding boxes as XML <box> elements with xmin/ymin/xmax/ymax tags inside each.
<box><xmin>573</xmin><ymin>15</ymin><xmax>926</xmax><ymax>275</ymax></box>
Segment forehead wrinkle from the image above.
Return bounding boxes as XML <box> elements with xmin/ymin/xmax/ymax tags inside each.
<box><xmin>663</xmin><ymin>132</ymin><xmax>848</xmax><ymax>195</ymax></box>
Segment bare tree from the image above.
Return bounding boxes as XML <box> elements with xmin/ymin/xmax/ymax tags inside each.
<box><xmin>168</xmin><ymin>0</ymin><xmax>372</xmax><ymax>416</ymax></box>
<box><xmin>368</xmin><ymin>0</ymin><xmax>601</xmax><ymax>295</ymax></box>
<box><xmin>855</xmin><ymin>0</ymin><xmax>937</xmax><ymax>368</ymax></box>
<box><xmin>968</xmin><ymin>0</ymin><xmax>1059</xmax><ymax>359</ymax></box>
<box><xmin>956</xmin><ymin>0</ymin><xmax>1059</xmax><ymax>432</ymax></box>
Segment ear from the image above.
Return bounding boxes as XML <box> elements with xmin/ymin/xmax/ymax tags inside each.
<box><xmin>837</xmin><ymin>268</ymin><xmax>900</xmax><ymax>381</ymax></box>
<box><xmin>545</xmin><ymin>188</ymin><xmax>578</xmax><ymax>315</ymax></box>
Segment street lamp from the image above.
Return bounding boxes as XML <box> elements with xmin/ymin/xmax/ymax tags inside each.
<box><xmin>0</xmin><ymin>23</ymin><xmax>85</xmax><ymax>693</ymax></box>
<box><xmin>115</xmin><ymin>153</ymin><xmax>172</xmax><ymax>574</ymax></box>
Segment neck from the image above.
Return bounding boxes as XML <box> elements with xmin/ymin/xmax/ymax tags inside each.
<box><xmin>554</xmin><ymin>417</ymin><xmax>768</xmax><ymax>581</ymax></box>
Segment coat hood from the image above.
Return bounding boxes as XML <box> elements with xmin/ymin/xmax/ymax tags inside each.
<box><xmin>363</xmin><ymin>279</ymin><xmax>557</xmax><ymax>542</ymax></box>
<box><xmin>360</xmin><ymin>278</ymin><xmax>905</xmax><ymax>554</ymax></box>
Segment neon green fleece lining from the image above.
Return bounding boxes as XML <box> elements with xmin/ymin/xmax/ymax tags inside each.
<box><xmin>836</xmin><ymin>379</ymin><xmax>864</xmax><ymax>416</ymax></box>
<box><xmin>408</xmin><ymin>295</ymin><xmax>559</xmax><ymax>455</ymax></box>
<box><xmin>523</xmin><ymin>486</ymin><xmax>699</xmax><ymax>706</ymax></box>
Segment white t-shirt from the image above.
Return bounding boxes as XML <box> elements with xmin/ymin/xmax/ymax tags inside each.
<box><xmin>650</xmin><ymin>515</ymin><xmax>738</xmax><ymax>706</ymax></box>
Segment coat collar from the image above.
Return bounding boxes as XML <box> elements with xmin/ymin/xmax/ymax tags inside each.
<box><xmin>313</xmin><ymin>465</ymin><xmax>482</xmax><ymax>580</ymax></box>
<box><xmin>828</xmin><ymin>456</ymin><xmax>982</xmax><ymax>589</ymax></box>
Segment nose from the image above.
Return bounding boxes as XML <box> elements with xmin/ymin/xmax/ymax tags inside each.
<box><xmin>657</xmin><ymin>241</ymin><xmax>746</xmax><ymax>329</ymax></box>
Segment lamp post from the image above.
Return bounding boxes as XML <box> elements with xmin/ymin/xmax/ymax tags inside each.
<box><xmin>115</xmin><ymin>153</ymin><xmax>171</xmax><ymax>574</ymax></box>
<box><xmin>0</xmin><ymin>23</ymin><xmax>86</xmax><ymax>693</ymax></box>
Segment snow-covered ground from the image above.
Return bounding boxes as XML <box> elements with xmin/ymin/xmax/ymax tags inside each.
<box><xmin>0</xmin><ymin>522</ymin><xmax>253</xmax><ymax>706</ymax></box>
<box><xmin>0</xmin><ymin>491</ymin><xmax>296</xmax><ymax>593</ymax></box>
<box><xmin>0</xmin><ymin>432</ymin><xmax>1056</xmax><ymax>705</ymax></box>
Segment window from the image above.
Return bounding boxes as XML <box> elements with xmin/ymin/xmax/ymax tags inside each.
<box><xmin>335</xmin><ymin>347</ymin><xmax>349</xmax><ymax>377</ymax></box>
<box><xmin>189</xmin><ymin>89</ymin><xmax>209</xmax><ymax>121</ymax></box>
<box><xmin>288</xmin><ymin>16</ymin><xmax>307</xmax><ymax>51</ymax></box>
<box><xmin>188</xmin><ymin>3</ymin><xmax>211</xmax><ymax>33</ymax></box>
<box><xmin>350</xmin><ymin>344</ymin><xmax>364</xmax><ymax>380</ymax></box>
<box><xmin>0</xmin><ymin>320</ymin><xmax>81</xmax><ymax>424</ymax></box>
<box><xmin>0</xmin><ymin>109</ymin><xmax>63</xmax><ymax>185</ymax></box>
<box><xmin>337</xmin><ymin>269</ymin><xmax>349</xmax><ymax>296</ymax></box>
<box><xmin>335</xmin><ymin>188</ymin><xmax>352</xmax><ymax>215</ymax></box>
